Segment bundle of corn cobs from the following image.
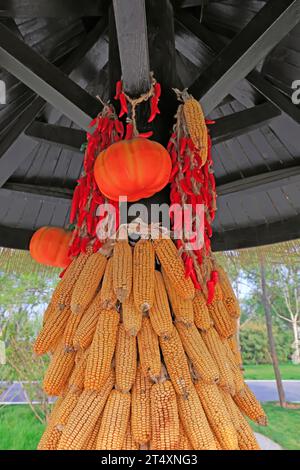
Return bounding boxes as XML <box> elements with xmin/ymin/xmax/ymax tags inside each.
<box><xmin>35</xmin><ymin>236</ymin><xmax>267</xmax><ymax>450</ymax></box>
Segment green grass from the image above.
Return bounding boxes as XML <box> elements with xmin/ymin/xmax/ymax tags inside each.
<box><xmin>250</xmin><ymin>402</ymin><xmax>300</xmax><ymax>450</ymax></box>
<box><xmin>0</xmin><ymin>405</ymin><xmax>45</xmax><ymax>450</ymax></box>
<box><xmin>243</xmin><ymin>363</ymin><xmax>300</xmax><ymax>380</ymax></box>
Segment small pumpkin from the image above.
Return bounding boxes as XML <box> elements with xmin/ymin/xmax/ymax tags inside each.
<box><xmin>94</xmin><ymin>137</ymin><xmax>172</xmax><ymax>202</ymax></box>
<box><xmin>29</xmin><ymin>226</ymin><xmax>72</xmax><ymax>268</ymax></box>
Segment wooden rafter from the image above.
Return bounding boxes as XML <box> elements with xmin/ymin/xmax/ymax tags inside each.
<box><xmin>25</xmin><ymin>122</ymin><xmax>86</xmax><ymax>154</ymax></box>
<box><xmin>0</xmin><ymin>0</ymin><xmax>106</xmax><ymax>17</ymax></box>
<box><xmin>187</xmin><ymin>0</ymin><xmax>300</xmax><ymax>114</ymax></box>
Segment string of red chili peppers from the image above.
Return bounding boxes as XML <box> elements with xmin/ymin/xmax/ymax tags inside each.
<box><xmin>167</xmin><ymin>102</ymin><xmax>218</xmax><ymax>303</ymax></box>
<box><xmin>67</xmin><ymin>104</ymin><xmax>124</xmax><ymax>263</ymax></box>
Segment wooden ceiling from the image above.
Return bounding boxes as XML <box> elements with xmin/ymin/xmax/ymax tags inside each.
<box><xmin>0</xmin><ymin>0</ymin><xmax>300</xmax><ymax>252</ymax></box>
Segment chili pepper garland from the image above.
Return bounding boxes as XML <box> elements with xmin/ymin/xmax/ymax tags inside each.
<box><xmin>68</xmin><ymin>104</ymin><xmax>124</xmax><ymax>260</ymax></box>
<box><xmin>167</xmin><ymin>89</ymin><xmax>218</xmax><ymax>302</ymax></box>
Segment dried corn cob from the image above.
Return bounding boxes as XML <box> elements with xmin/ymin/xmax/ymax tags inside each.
<box><xmin>221</xmin><ymin>337</ymin><xmax>245</xmax><ymax>394</ymax></box>
<box><xmin>57</xmin><ymin>372</ymin><xmax>114</xmax><ymax>450</ymax></box>
<box><xmin>137</xmin><ymin>317</ymin><xmax>161</xmax><ymax>381</ymax></box>
<box><xmin>85</xmin><ymin>417</ymin><xmax>102</xmax><ymax>450</ymax></box>
<box><xmin>115</xmin><ymin>323</ymin><xmax>137</xmax><ymax>393</ymax></box>
<box><xmin>43</xmin><ymin>342</ymin><xmax>75</xmax><ymax>396</ymax></box>
<box><xmin>55</xmin><ymin>250</ymin><xmax>92</xmax><ymax>310</ymax></box>
<box><xmin>38</xmin><ymin>390</ymin><xmax>81</xmax><ymax>450</ymax></box>
<box><xmin>38</xmin><ymin>397</ymin><xmax>64</xmax><ymax>450</ymax></box>
<box><xmin>176</xmin><ymin>322</ymin><xmax>219</xmax><ymax>384</ymax></box>
<box><xmin>227</xmin><ymin>335</ymin><xmax>243</xmax><ymax>368</ymax></box>
<box><xmin>183</xmin><ymin>95</ymin><xmax>208</xmax><ymax>165</ymax></box>
<box><xmin>63</xmin><ymin>308</ymin><xmax>86</xmax><ymax>351</ymax></box>
<box><xmin>163</xmin><ymin>269</ymin><xmax>194</xmax><ymax>326</ymax></box>
<box><xmin>193</xmin><ymin>291</ymin><xmax>213</xmax><ymax>331</ymax></box>
<box><xmin>122</xmin><ymin>420</ymin><xmax>139</xmax><ymax>450</ymax></box>
<box><xmin>217</xmin><ymin>265</ymin><xmax>240</xmax><ymax>318</ymax></box>
<box><xmin>71</xmin><ymin>252</ymin><xmax>107</xmax><ymax>314</ymax></box>
<box><xmin>73</xmin><ymin>294</ymin><xmax>102</xmax><ymax>350</ymax></box>
<box><xmin>68</xmin><ymin>348</ymin><xmax>89</xmax><ymax>392</ymax></box>
<box><xmin>149</xmin><ymin>271</ymin><xmax>173</xmax><ymax>338</ymax></box>
<box><xmin>159</xmin><ymin>325</ymin><xmax>192</xmax><ymax>396</ymax></box>
<box><xmin>113</xmin><ymin>240</ymin><xmax>132</xmax><ymax>302</ymax></box>
<box><xmin>85</xmin><ymin>309</ymin><xmax>119</xmax><ymax>391</ymax></box>
<box><xmin>208</xmin><ymin>301</ymin><xmax>237</xmax><ymax>339</ymax></box>
<box><xmin>96</xmin><ymin>389</ymin><xmax>131</xmax><ymax>450</ymax></box>
<box><xmin>201</xmin><ymin>327</ymin><xmax>235</xmax><ymax>394</ymax></box>
<box><xmin>122</xmin><ymin>292</ymin><xmax>142</xmax><ymax>336</ymax></box>
<box><xmin>153</xmin><ymin>238</ymin><xmax>194</xmax><ymax>300</ymax></box>
<box><xmin>233</xmin><ymin>384</ymin><xmax>267</xmax><ymax>425</ymax></box>
<box><xmin>150</xmin><ymin>380</ymin><xmax>180</xmax><ymax>450</ymax></box>
<box><xmin>133</xmin><ymin>239</ymin><xmax>155</xmax><ymax>313</ymax></box>
<box><xmin>195</xmin><ymin>381</ymin><xmax>238</xmax><ymax>450</ymax></box>
<box><xmin>34</xmin><ymin>307</ymin><xmax>71</xmax><ymax>355</ymax></box>
<box><xmin>42</xmin><ymin>302</ymin><xmax>55</xmax><ymax>326</ymax></box>
<box><xmin>100</xmin><ymin>257</ymin><xmax>117</xmax><ymax>309</ymax></box>
<box><xmin>131</xmin><ymin>365</ymin><xmax>152</xmax><ymax>444</ymax></box>
<box><xmin>177</xmin><ymin>421</ymin><xmax>193</xmax><ymax>450</ymax></box>
<box><xmin>178</xmin><ymin>385</ymin><xmax>217</xmax><ymax>450</ymax></box>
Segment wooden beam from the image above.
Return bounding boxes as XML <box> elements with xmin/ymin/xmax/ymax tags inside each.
<box><xmin>0</xmin><ymin>0</ymin><xmax>106</xmax><ymax>17</ymax></box>
<box><xmin>187</xmin><ymin>0</ymin><xmax>300</xmax><ymax>114</ymax></box>
<box><xmin>25</xmin><ymin>122</ymin><xmax>86</xmax><ymax>153</ymax></box>
<box><xmin>176</xmin><ymin>11</ymin><xmax>300</xmax><ymax>124</ymax></box>
<box><xmin>112</xmin><ymin>0</ymin><xmax>150</xmax><ymax>95</ymax></box>
<box><xmin>1</xmin><ymin>183</ymin><xmax>73</xmax><ymax>201</ymax></box>
<box><xmin>217</xmin><ymin>165</ymin><xmax>300</xmax><ymax>198</ymax></box>
<box><xmin>0</xmin><ymin>19</ymin><xmax>107</xmax><ymax>188</ymax></box>
<box><xmin>0</xmin><ymin>225</ymin><xmax>34</xmax><ymax>250</ymax></box>
<box><xmin>212</xmin><ymin>215</ymin><xmax>300</xmax><ymax>252</ymax></box>
<box><xmin>0</xmin><ymin>21</ymin><xmax>104</xmax><ymax>132</ymax></box>
<box><xmin>210</xmin><ymin>102</ymin><xmax>281</xmax><ymax>144</ymax></box>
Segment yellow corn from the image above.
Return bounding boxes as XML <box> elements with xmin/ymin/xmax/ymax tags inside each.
<box><xmin>193</xmin><ymin>291</ymin><xmax>213</xmax><ymax>331</ymax></box>
<box><xmin>149</xmin><ymin>271</ymin><xmax>173</xmax><ymax>338</ymax></box>
<box><xmin>133</xmin><ymin>239</ymin><xmax>155</xmax><ymax>313</ymax></box>
<box><xmin>150</xmin><ymin>380</ymin><xmax>180</xmax><ymax>450</ymax></box>
<box><xmin>178</xmin><ymin>385</ymin><xmax>217</xmax><ymax>450</ymax></box>
<box><xmin>55</xmin><ymin>250</ymin><xmax>92</xmax><ymax>310</ymax></box>
<box><xmin>195</xmin><ymin>381</ymin><xmax>238</xmax><ymax>450</ymax></box>
<box><xmin>122</xmin><ymin>292</ymin><xmax>142</xmax><ymax>336</ymax></box>
<box><xmin>96</xmin><ymin>390</ymin><xmax>131</xmax><ymax>450</ymax></box>
<box><xmin>152</xmin><ymin>238</ymin><xmax>195</xmax><ymax>300</ymax></box>
<box><xmin>38</xmin><ymin>397</ymin><xmax>64</xmax><ymax>450</ymax></box>
<box><xmin>85</xmin><ymin>417</ymin><xmax>102</xmax><ymax>450</ymax></box>
<box><xmin>100</xmin><ymin>257</ymin><xmax>117</xmax><ymax>309</ymax></box>
<box><xmin>208</xmin><ymin>299</ymin><xmax>237</xmax><ymax>339</ymax></box>
<box><xmin>183</xmin><ymin>96</ymin><xmax>208</xmax><ymax>166</ymax></box>
<box><xmin>228</xmin><ymin>335</ymin><xmax>243</xmax><ymax>368</ymax></box>
<box><xmin>42</xmin><ymin>302</ymin><xmax>55</xmax><ymax>326</ymax></box>
<box><xmin>57</xmin><ymin>372</ymin><xmax>114</xmax><ymax>450</ymax></box>
<box><xmin>115</xmin><ymin>323</ymin><xmax>137</xmax><ymax>393</ymax></box>
<box><xmin>38</xmin><ymin>390</ymin><xmax>81</xmax><ymax>450</ymax></box>
<box><xmin>68</xmin><ymin>348</ymin><xmax>89</xmax><ymax>392</ymax></box>
<box><xmin>233</xmin><ymin>384</ymin><xmax>267</xmax><ymax>425</ymax></box>
<box><xmin>131</xmin><ymin>365</ymin><xmax>152</xmax><ymax>444</ymax></box>
<box><xmin>34</xmin><ymin>307</ymin><xmax>71</xmax><ymax>356</ymax></box>
<box><xmin>137</xmin><ymin>317</ymin><xmax>161</xmax><ymax>381</ymax></box>
<box><xmin>122</xmin><ymin>420</ymin><xmax>139</xmax><ymax>450</ymax></box>
<box><xmin>176</xmin><ymin>322</ymin><xmax>219</xmax><ymax>384</ymax></box>
<box><xmin>73</xmin><ymin>294</ymin><xmax>102</xmax><ymax>350</ymax></box>
<box><xmin>162</xmin><ymin>269</ymin><xmax>194</xmax><ymax>326</ymax></box>
<box><xmin>217</xmin><ymin>265</ymin><xmax>240</xmax><ymax>318</ymax></box>
<box><xmin>113</xmin><ymin>240</ymin><xmax>133</xmax><ymax>302</ymax></box>
<box><xmin>63</xmin><ymin>308</ymin><xmax>86</xmax><ymax>351</ymax></box>
<box><xmin>43</xmin><ymin>342</ymin><xmax>75</xmax><ymax>396</ymax></box>
<box><xmin>71</xmin><ymin>252</ymin><xmax>107</xmax><ymax>314</ymax></box>
<box><xmin>85</xmin><ymin>309</ymin><xmax>119</xmax><ymax>391</ymax></box>
<box><xmin>221</xmin><ymin>337</ymin><xmax>245</xmax><ymax>394</ymax></box>
<box><xmin>159</xmin><ymin>325</ymin><xmax>192</xmax><ymax>396</ymax></box>
<box><xmin>201</xmin><ymin>327</ymin><xmax>235</xmax><ymax>394</ymax></box>
<box><xmin>177</xmin><ymin>421</ymin><xmax>193</xmax><ymax>450</ymax></box>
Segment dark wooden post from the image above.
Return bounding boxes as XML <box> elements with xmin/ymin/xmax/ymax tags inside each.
<box><xmin>260</xmin><ymin>257</ymin><xmax>286</xmax><ymax>408</ymax></box>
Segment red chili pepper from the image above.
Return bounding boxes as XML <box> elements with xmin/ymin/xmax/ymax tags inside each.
<box><xmin>169</xmin><ymin>163</ymin><xmax>179</xmax><ymax>182</ymax></box>
<box><xmin>93</xmin><ymin>239</ymin><xmax>102</xmax><ymax>253</ymax></box>
<box><xmin>207</xmin><ymin>280</ymin><xmax>215</xmax><ymax>304</ymax></box>
<box><xmin>114</xmin><ymin>80</ymin><xmax>123</xmax><ymax>100</ymax></box>
<box><xmin>114</xmin><ymin>119</ymin><xmax>124</xmax><ymax>137</ymax></box>
<box><xmin>211</xmin><ymin>270</ymin><xmax>219</xmax><ymax>284</ymax></box>
<box><xmin>81</xmin><ymin>237</ymin><xmax>90</xmax><ymax>253</ymax></box>
<box><xmin>190</xmin><ymin>269</ymin><xmax>201</xmax><ymax>290</ymax></box>
<box><xmin>180</xmin><ymin>178</ymin><xmax>194</xmax><ymax>196</ymax></box>
<box><xmin>205</xmin><ymin>119</ymin><xmax>215</xmax><ymax>125</ymax></box>
<box><xmin>184</xmin><ymin>256</ymin><xmax>193</xmax><ymax>278</ymax></box>
<box><xmin>138</xmin><ymin>131</ymin><xmax>153</xmax><ymax>138</ymax></box>
<box><xmin>179</xmin><ymin>138</ymin><xmax>188</xmax><ymax>156</ymax></box>
<box><xmin>119</xmin><ymin>93</ymin><xmax>128</xmax><ymax>117</ymax></box>
<box><xmin>125</xmin><ymin>123</ymin><xmax>134</xmax><ymax>140</ymax></box>
<box><xmin>70</xmin><ymin>185</ymin><xmax>80</xmax><ymax>223</ymax></box>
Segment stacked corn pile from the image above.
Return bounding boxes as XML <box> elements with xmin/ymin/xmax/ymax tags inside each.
<box><xmin>35</xmin><ymin>237</ymin><xmax>266</xmax><ymax>450</ymax></box>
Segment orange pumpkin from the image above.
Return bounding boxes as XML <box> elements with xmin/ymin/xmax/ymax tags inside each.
<box><xmin>94</xmin><ymin>138</ymin><xmax>172</xmax><ymax>202</ymax></box>
<box><xmin>29</xmin><ymin>227</ymin><xmax>72</xmax><ymax>268</ymax></box>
